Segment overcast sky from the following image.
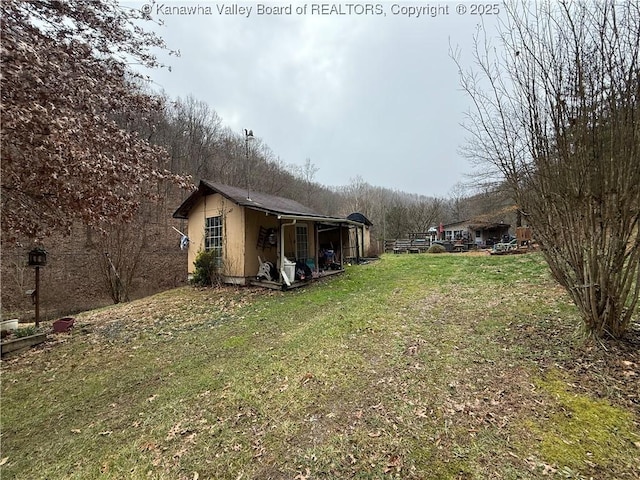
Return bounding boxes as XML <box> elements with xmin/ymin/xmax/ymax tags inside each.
<box><xmin>125</xmin><ymin>1</ymin><xmax>502</xmax><ymax>197</ymax></box>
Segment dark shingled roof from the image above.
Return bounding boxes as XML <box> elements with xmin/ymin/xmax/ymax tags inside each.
<box><xmin>173</xmin><ymin>180</ymin><xmax>344</xmax><ymax>221</ymax></box>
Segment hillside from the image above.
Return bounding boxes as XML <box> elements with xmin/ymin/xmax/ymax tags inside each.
<box><xmin>2</xmin><ymin>253</ymin><xmax>638</xmax><ymax>479</ymax></box>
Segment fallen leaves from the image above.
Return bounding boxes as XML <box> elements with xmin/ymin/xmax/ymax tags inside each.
<box><xmin>165</xmin><ymin>423</ymin><xmax>196</xmax><ymax>442</ymax></box>
<box><xmin>294</xmin><ymin>468</ymin><xmax>311</xmax><ymax>480</ymax></box>
<box><xmin>384</xmin><ymin>455</ymin><xmax>403</xmax><ymax>474</ymax></box>
<box><xmin>140</xmin><ymin>442</ymin><xmax>158</xmax><ymax>452</ymax></box>
<box><xmin>300</xmin><ymin>372</ymin><xmax>314</xmax><ymax>384</ymax></box>
<box><xmin>414</xmin><ymin>407</ymin><xmax>430</xmax><ymax>418</ymax></box>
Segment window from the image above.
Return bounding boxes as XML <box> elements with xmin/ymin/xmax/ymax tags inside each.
<box><xmin>296</xmin><ymin>225</ymin><xmax>308</xmax><ymax>261</ymax></box>
<box><xmin>205</xmin><ymin>216</ymin><xmax>223</xmax><ymax>267</ymax></box>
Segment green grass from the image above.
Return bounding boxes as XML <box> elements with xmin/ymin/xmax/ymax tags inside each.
<box><xmin>1</xmin><ymin>253</ymin><xmax>638</xmax><ymax>479</ymax></box>
<box><xmin>528</xmin><ymin>373</ymin><xmax>637</xmax><ymax>473</ymax></box>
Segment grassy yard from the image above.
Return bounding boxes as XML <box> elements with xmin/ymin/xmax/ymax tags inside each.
<box><xmin>1</xmin><ymin>253</ymin><xmax>639</xmax><ymax>479</ymax></box>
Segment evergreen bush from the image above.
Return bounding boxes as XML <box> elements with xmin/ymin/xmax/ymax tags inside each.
<box><xmin>427</xmin><ymin>244</ymin><xmax>446</xmax><ymax>254</ymax></box>
<box><xmin>191</xmin><ymin>250</ymin><xmax>221</xmax><ymax>286</ymax></box>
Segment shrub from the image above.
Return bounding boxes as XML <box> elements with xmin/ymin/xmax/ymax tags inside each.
<box><xmin>427</xmin><ymin>244</ymin><xmax>446</xmax><ymax>254</ymax></box>
<box><xmin>191</xmin><ymin>250</ymin><xmax>221</xmax><ymax>286</ymax></box>
<box><xmin>13</xmin><ymin>326</ymin><xmax>37</xmax><ymax>338</ymax></box>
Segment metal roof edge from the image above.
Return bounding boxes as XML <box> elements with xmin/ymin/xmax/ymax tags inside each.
<box><xmin>275</xmin><ymin>213</ymin><xmax>361</xmax><ymax>226</ymax></box>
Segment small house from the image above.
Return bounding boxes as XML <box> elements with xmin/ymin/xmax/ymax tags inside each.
<box><xmin>441</xmin><ymin>220</ymin><xmax>511</xmax><ymax>247</ymax></box>
<box><xmin>173</xmin><ymin>180</ymin><xmax>367</xmax><ymax>289</ymax></box>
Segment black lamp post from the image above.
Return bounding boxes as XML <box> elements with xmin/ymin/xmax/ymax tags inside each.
<box><xmin>28</xmin><ymin>247</ymin><xmax>47</xmax><ymax>327</ymax></box>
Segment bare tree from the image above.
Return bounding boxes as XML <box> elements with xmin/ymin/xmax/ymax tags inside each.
<box><xmin>407</xmin><ymin>197</ymin><xmax>444</xmax><ymax>234</ymax></box>
<box><xmin>171</xmin><ymin>96</ymin><xmax>223</xmax><ymax>180</ymax></box>
<box><xmin>96</xmin><ymin>219</ymin><xmax>146</xmax><ymax>304</ymax></box>
<box><xmin>384</xmin><ymin>194</ymin><xmax>411</xmax><ymax>240</ymax></box>
<box><xmin>454</xmin><ymin>0</ymin><xmax>640</xmax><ymax>339</ymax></box>
<box><xmin>291</xmin><ymin>158</ymin><xmax>320</xmax><ymax>207</ymax></box>
<box><xmin>260</xmin><ymin>156</ymin><xmax>294</xmax><ymax>197</ymax></box>
<box><xmin>341</xmin><ymin>176</ymin><xmax>373</xmax><ymax>216</ymax></box>
<box><xmin>446</xmin><ymin>182</ymin><xmax>468</xmax><ymax>223</ymax></box>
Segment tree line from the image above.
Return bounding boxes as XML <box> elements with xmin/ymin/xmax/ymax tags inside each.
<box><xmin>129</xmin><ymin>92</ymin><xmax>475</xmax><ymax>246</ymax></box>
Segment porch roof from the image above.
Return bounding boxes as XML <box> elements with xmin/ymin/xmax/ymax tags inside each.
<box><xmin>442</xmin><ymin>219</ymin><xmax>510</xmax><ymax>230</ymax></box>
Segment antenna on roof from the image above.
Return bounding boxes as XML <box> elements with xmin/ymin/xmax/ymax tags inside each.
<box><xmin>244</xmin><ymin>128</ymin><xmax>255</xmax><ymax>201</ymax></box>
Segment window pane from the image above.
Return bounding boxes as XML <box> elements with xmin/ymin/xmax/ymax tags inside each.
<box><xmin>205</xmin><ymin>216</ymin><xmax>223</xmax><ymax>268</ymax></box>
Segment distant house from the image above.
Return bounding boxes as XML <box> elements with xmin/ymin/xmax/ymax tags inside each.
<box><xmin>440</xmin><ymin>220</ymin><xmax>511</xmax><ymax>247</ymax></box>
<box><xmin>173</xmin><ymin>180</ymin><xmax>367</xmax><ymax>289</ymax></box>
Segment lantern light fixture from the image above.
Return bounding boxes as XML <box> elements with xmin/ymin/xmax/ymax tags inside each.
<box><xmin>28</xmin><ymin>247</ymin><xmax>48</xmax><ymax>267</ymax></box>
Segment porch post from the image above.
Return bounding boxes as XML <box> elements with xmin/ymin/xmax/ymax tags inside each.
<box><xmin>314</xmin><ymin>223</ymin><xmax>319</xmax><ymax>273</ymax></box>
<box><xmin>339</xmin><ymin>225</ymin><xmax>344</xmax><ymax>269</ymax></box>
<box><xmin>279</xmin><ymin>219</ymin><xmax>284</xmax><ymax>282</ymax></box>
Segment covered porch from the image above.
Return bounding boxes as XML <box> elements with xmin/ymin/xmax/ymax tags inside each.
<box><xmin>248</xmin><ymin>211</ymin><xmax>357</xmax><ymax>291</ymax></box>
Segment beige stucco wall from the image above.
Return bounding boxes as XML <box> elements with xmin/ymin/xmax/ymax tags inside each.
<box><xmin>187</xmin><ymin>195</ymin><xmax>321</xmax><ymax>281</ymax></box>
<box><xmin>186</xmin><ymin>193</ymin><xmax>245</xmax><ymax>278</ymax></box>
<box><xmin>244</xmin><ymin>209</ymin><xmax>280</xmax><ymax>278</ymax></box>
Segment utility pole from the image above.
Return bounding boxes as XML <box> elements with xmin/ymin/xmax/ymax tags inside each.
<box><xmin>244</xmin><ymin>128</ymin><xmax>254</xmax><ymax>200</ymax></box>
